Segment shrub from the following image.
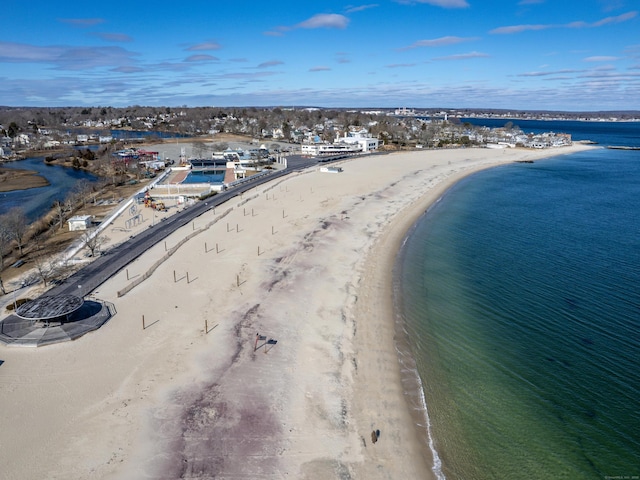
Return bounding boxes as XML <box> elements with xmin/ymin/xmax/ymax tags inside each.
<box><xmin>6</xmin><ymin>297</ymin><xmax>30</xmax><ymax>312</ymax></box>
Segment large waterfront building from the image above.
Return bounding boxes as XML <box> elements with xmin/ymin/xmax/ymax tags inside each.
<box><xmin>301</xmin><ymin>129</ymin><xmax>379</xmax><ymax>157</ymax></box>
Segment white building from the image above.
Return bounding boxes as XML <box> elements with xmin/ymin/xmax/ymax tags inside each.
<box><xmin>337</xmin><ymin>130</ymin><xmax>379</xmax><ymax>152</ymax></box>
<box><xmin>68</xmin><ymin>215</ymin><xmax>93</xmax><ymax>231</ymax></box>
<box><xmin>301</xmin><ymin>143</ymin><xmax>362</xmax><ymax>156</ymax></box>
<box><xmin>43</xmin><ymin>140</ymin><xmax>61</xmax><ymax>148</ymax></box>
<box><xmin>301</xmin><ymin>129</ymin><xmax>379</xmax><ymax>157</ymax></box>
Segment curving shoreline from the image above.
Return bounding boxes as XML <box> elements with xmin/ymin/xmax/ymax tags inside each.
<box><xmin>0</xmin><ymin>144</ymin><xmax>595</xmax><ymax>479</ymax></box>
<box><xmin>0</xmin><ymin>166</ymin><xmax>50</xmax><ymax>192</ymax></box>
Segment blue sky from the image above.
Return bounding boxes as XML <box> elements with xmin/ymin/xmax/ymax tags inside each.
<box><xmin>1</xmin><ymin>0</ymin><xmax>639</xmax><ymax>110</ymax></box>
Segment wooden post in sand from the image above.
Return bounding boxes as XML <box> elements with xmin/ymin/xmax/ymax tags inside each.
<box><xmin>254</xmin><ymin>333</ymin><xmax>266</xmax><ymax>351</ymax></box>
<box><xmin>126</xmin><ymin>268</ymin><xmax>129</xmax><ymax>280</ymax></box>
<box><xmin>257</xmin><ymin>246</ymin><xmax>261</xmax><ymax>256</ymax></box>
<box><xmin>236</xmin><ymin>274</ymin><xmax>240</xmax><ymax>287</ymax></box>
<box><xmin>216</xmin><ymin>243</ymin><xmax>219</xmax><ymax>253</ymax></box>
<box><xmin>205</xmin><ymin>319</ymin><xmax>208</xmax><ymax>333</ymax></box>
<box><xmin>227</xmin><ymin>222</ymin><xmax>230</xmax><ymax>232</ymax></box>
<box><xmin>205</xmin><ymin>242</ymin><xmax>207</xmax><ymax>253</ymax></box>
<box><xmin>173</xmin><ymin>270</ymin><xmax>176</xmax><ymax>283</ymax></box>
<box><xmin>164</xmin><ymin>241</ymin><xmax>167</xmax><ymax>251</ymax></box>
<box><xmin>186</xmin><ymin>272</ymin><xmax>190</xmax><ymax>283</ymax></box>
<box><xmin>142</xmin><ymin>315</ymin><xmax>145</xmax><ymax>329</ymax></box>
<box><xmin>282</xmin><ymin>209</ymin><xmax>286</xmax><ymax>219</ymax></box>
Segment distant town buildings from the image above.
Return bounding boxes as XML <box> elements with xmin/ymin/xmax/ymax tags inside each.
<box><xmin>2</xmin><ymin>105</ymin><xmax>621</xmax><ymax>162</ymax></box>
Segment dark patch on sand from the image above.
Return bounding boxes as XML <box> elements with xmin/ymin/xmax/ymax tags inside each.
<box><xmin>153</xmin><ymin>301</ymin><xmax>286</xmax><ymax>478</ymax></box>
<box><xmin>265</xmin><ymin>268</ymin><xmax>289</xmax><ymax>292</ymax></box>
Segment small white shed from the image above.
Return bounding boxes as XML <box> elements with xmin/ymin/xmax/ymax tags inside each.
<box><xmin>68</xmin><ymin>215</ymin><xmax>92</xmax><ymax>231</ymax></box>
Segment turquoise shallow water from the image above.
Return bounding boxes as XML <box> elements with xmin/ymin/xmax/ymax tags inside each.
<box><xmin>396</xmin><ymin>147</ymin><xmax>640</xmax><ymax>479</ymax></box>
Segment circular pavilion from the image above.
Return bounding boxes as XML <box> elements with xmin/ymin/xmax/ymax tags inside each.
<box><xmin>15</xmin><ymin>294</ymin><xmax>84</xmax><ymax>325</ymax></box>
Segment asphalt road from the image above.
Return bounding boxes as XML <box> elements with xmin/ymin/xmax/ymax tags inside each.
<box><xmin>46</xmin><ymin>154</ymin><xmax>324</xmax><ymax>299</ymax></box>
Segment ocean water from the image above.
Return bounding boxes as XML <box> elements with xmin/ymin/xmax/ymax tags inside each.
<box><xmin>396</xmin><ymin>140</ymin><xmax>640</xmax><ymax>479</ymax></box>
<box><xmin>461</xmin><ymin>117</ymin><xmax>640</xmax><ymax>148</ymax></box>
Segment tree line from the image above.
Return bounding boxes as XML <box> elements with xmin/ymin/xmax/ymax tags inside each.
<box><xmin>0</xmin><ymin>178</ymin><xmax>110</xmax><ymax>291</ymax></box>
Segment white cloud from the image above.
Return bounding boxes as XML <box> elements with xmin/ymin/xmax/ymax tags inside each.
<box><xmin>592</xmin><ymin>11</ymin><xmax>637</xmax><ymax>27</ymax></box>
<box><xmin>517</xmin><ymin>68</ymin><xmax>585</xmax><ymax>77</ymax></box>
<box><xmin>432</xmin><ymin>51</ymin><xmax>489</xmax><ymax>61</ymax></box>
<box><xmin>266</xmin><ymin>13</ymin><xmax>350</xmax><ymax>36</ymax></box>
<box><xmin>385</xmin><ymin>63</ymin><xmax>416</xmax><ymax>68</ymax></box>
<box><xmin>112</xmin><ymin>65</ymin><xmax>145</xmax><ymax>73</ymax></box>
<box><xmin>398</xmin><ymin>0</ymin><xmax>469</xmax><ymax>7</ymax></box>
<box><xmin>92</xmin><ymin>32</ymin><xmax>133</xmax><ymax>42</ymax></box>
<box><xmin>184</xmin><ymin>54</ymin><xmax>219</xmax><ymax>62</ymax></box>
<box><xmin>0</xmin><ymin>42</ymin><xmax>63</xmax><ymax>63</ymax></box>
<box><xmin>345</xmin><ymin>4</ymin><xmax>379</xmax><ymax>13</ymax></box>
<box><xmin>491</xmin><ymin>11</ymin><xmax>638</xmax><ymax>34</ymax></box>
<box><xmin>0</xmin><ymin>41</ymin><xmax>139</xmax><ymax>71</ymax></box>
<box><xmin>490</xmin><ymin>24</ymin><xmax>549</xmax><ymax>34</ymax></box>
<box><xmin>399</xmin><ymin>36</ymin><xmax>479</xmax><ymax>50</ymax></box>
<box><xmin>583</xmin><ymin>56</ymin><xmax>620</xmax><ymax>62</ymax></box>
<box><xmin>257</xmin><ymin>60</ymin><xmax>285</xmax><ymax>68</ymax></box>
<box><xmin>186</xmin><ymin>42</ymin><xmax>222</xmax><ymax>51</ymax></box>
<box><xmin>59</xmin><ymin>18</ymin><xmax>105</xmax><ymax>27</ymax></box>
<box><xmin>296</xmin><ymin>14</ymin><xmax>350</xmax><ymax>29</ymax></box>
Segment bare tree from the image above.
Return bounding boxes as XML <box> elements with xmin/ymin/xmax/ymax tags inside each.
<box><xmin>72</xmin><ymin>179</ymin><xmax>94</xmax><ymax>208</ymax></box>
<box><xmin>51</xmin><ymin>200</ymin><xmax>67</xmax><ymax>231</ymax></box>
<box><xmin>4</xmin><ymin>207</ymin><xmax>28</xmax><ymax>256</ymax></box>
<box><xmin>81</xmin><ymin>227</ymin><xmax>110</xmax><ymax>257</ymax></box>
<box><xmin>192</xmin><ymin>142</ymin><xmax>205</xmax><ymax>158</ymax></box>
<box><xmin>211</xmin><ymin>142</ymin><xmax>228</xmax><ymax>152</ymax></box>
<box><xmin>0</xmin><ymin>214</ymin><xmax>12</xmax><ymax>269</ymax></box>
<box><xmin>32</xmin><ymin>248</ymin><xmax>59</xmax><ymax>287</ymax></box>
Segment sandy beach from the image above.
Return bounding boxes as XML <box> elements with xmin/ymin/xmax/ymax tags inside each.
<box><xmin>0</xmin><ymin>144</ymin><xmax>593</xmax><ymax>479</ymax></box>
